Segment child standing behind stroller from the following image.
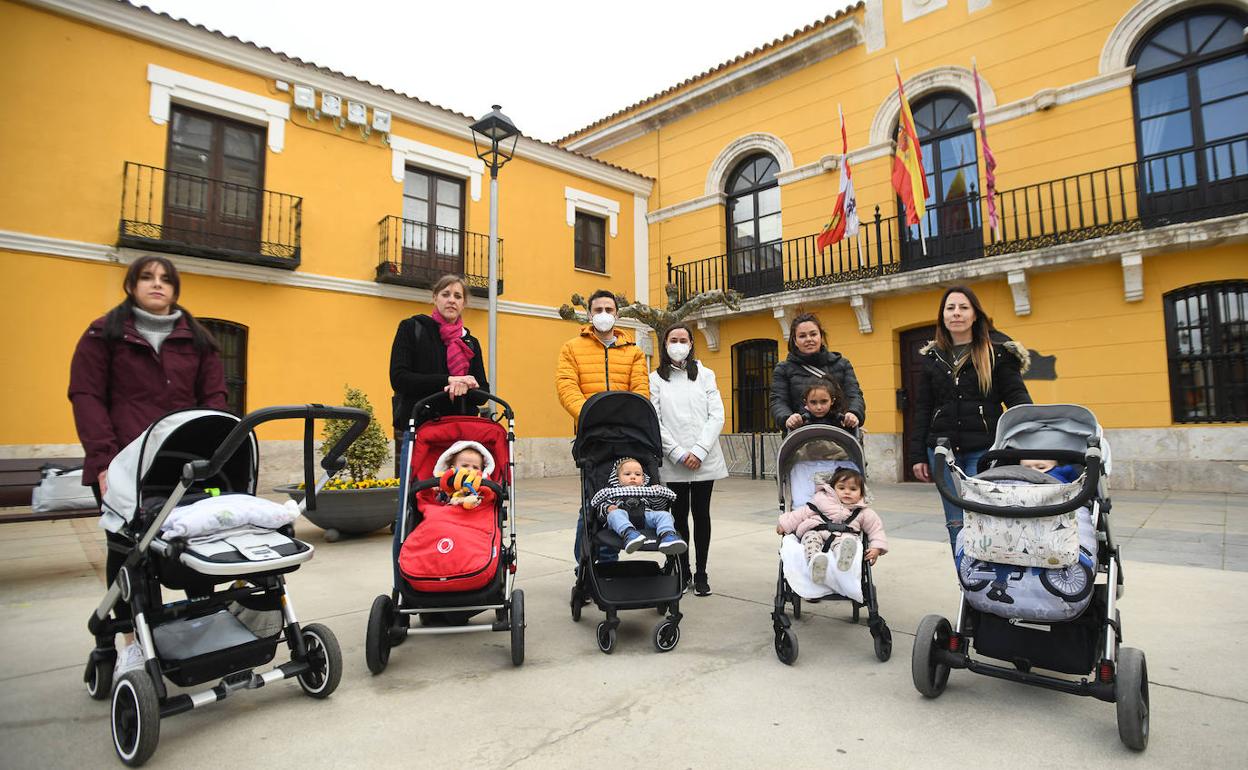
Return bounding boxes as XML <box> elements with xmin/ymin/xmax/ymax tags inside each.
<box><xmin>591</xmin><ymin>458</ymin><xmax>688</xmax><ymax>555</ymax></box>
<box><xmin>777</xmin><ymin>468</ymin><xmax>887</xmax><ymax>583</ymax></box>
<box><xmin>796</xmin><ymin>382</ymin><xmax>848</xmax><ymax>428</ymax></box>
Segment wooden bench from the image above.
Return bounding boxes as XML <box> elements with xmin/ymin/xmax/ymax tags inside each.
<box><xmin>0</xmin><ymin>458</ymin><xmax>100</xmax><ymax>524</ymax></box>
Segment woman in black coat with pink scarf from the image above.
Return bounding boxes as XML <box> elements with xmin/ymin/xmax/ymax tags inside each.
<box><xmin>389</xmin><ymin>274</ymin><xmax>489</xmax><ymax>474</ymax></box>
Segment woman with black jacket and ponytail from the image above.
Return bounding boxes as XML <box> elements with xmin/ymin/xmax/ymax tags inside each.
<box><xmin>908</xmin><ymin>286</ymin><xmax>1032</xmax><ymax>563</ymax></box>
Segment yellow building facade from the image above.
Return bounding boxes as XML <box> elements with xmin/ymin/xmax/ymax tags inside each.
<box><xmin>2</xmin><ymin>0</ymin><xmax>1245</xmax><ymax>490</ymax></box>
<box><xmin>1</xmin><ymin>0</ymin><xmax>654</xmax><ymax>482</ymax></box>
<box><xmin>560</xmin><ymin>0</ymin><xmax>1247</xmax><ymax>491</ymax></box>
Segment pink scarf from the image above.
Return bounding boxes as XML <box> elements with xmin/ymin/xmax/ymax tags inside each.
<box><xmin>433</xmin><ymin>310</ymin><xmax>473</xmax><ymax>376</ymax></box>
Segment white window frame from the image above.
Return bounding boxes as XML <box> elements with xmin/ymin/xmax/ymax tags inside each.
<box><xmin>389</xmin><ymin>135</ymin><xmax>484</xmax><ymax>201</ymax></box>
<box><xmin>147</xmin><ymin>64</ymin><xmax>289</xmax><ymax>153</ymax></box>
<box><xmin>565</xmin><ymin>186</ymin><xmax>620</xmax><ymax>237</ymax></box>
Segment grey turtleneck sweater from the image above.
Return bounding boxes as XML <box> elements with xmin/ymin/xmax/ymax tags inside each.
<box><xmin>132</xmin><ymin>306</ymin><xmax>183</xmax><ymax>353</ymax></box>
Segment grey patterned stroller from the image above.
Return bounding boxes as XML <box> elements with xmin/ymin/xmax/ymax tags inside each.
<box><xmin>912</xmin><ymin>403</ymin><xmax>1149</xmax><ymax>751</ymax></box>
<box><xmin>83</xmin><ymin>405</ymin><xmax>368</xmax><ymax>766</ymax></box>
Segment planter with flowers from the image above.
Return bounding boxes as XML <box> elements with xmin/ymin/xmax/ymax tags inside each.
<box><xmin>275</xmin><ymin>385</ymin><xmax>398</xmax><ymax>542</ymax></box>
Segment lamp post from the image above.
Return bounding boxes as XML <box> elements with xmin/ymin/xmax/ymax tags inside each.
<box><xmin>469</xmin><ymin>105</ymin><xmax>520</xmax><ymax>394</ymax></box>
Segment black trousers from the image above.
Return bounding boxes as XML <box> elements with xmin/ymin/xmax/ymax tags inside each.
<box><xmin>669</xmin><ymin>480</ymin><xmax>715</xmax><ymax>578</ymax></box>
<box><xmin>93</xmin><ymin>483</ymin><xmax>132</xmax><ymax>622</ymax></box>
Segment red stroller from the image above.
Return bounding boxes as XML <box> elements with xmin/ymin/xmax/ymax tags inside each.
<box><xmin>364</xmin><ymin>390</ymin><xmax>523</xmax><ymax>671</ymax></box>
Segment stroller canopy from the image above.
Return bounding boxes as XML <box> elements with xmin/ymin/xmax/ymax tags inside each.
<box><xmin>102</xmin><ymin>409</ymin><xmax>258</xmax><ymax>529</ymax></box>
<box><xmin>572</xmin><ymin>391</ymin><xmax>662</xmax><ymax>468</ymax></box>
<box><xmin>991</xmin><ymin>403</ymin><xmax>1111</xmax><ymax>475</ymax></box>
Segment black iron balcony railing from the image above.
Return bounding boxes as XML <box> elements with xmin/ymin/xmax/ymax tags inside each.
<box><xmin>118</xmin><ymin>162</ymin><xmax>302</xmax><ymax>269</ymax></box>
<box><xmin>670</xmin><ymin>135</ymin><xmax>1248</xmax><ymax>302</ymax></box>
<box><xmin>375</xmin><ymin>215</ymin><xmax>503</xmax><ymax>297</ymax></box>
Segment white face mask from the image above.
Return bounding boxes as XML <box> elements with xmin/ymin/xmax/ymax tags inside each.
<box><xmin>666</xmin><ymin>342</ymin><xmax>691</xmax><ymax>362</ymax></box>
<box><xmin>591</xmin><ymin>311</ymin><xmax>616</xmax><ymax>333</ymax></box>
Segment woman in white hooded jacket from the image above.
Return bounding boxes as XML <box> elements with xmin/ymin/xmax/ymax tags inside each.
<box><xmin>649</xmin><ymin>323</ymin><xmax>728</xmax><ymax>596</ymax></box>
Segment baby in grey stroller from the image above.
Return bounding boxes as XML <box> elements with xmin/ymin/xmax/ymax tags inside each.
<box><xmin>770</xmin><ymin>424</ymin><xmax>892</xmax><ymax>665</ymax></box>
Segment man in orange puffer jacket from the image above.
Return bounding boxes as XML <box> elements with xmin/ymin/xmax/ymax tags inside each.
<box><xmin>555</xmin><ymin>289</ymin><xmax>649</xmax><ymax>420</ymax></box>
<box><xmin>555</xmin><ymin>289</ymin><xmax>650</xmax><ymax>570</ymax></box>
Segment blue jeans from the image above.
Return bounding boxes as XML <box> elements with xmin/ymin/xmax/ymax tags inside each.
<box><xmin>605</xmin><ymin>508</ymin><xmax>677</xmax><ymax>538</ymax></box>
<box><xmin>927</xmin><ymin>446</ymin><xmax>987</xmax><ymax>562</ymax></box>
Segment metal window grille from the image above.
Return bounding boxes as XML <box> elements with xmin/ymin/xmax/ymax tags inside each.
<box><xmin>1163</xmin><ymin>281</ymin><xmax>1248</xmax><ymax>423</ymax></box>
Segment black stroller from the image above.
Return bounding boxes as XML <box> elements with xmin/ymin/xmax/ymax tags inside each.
<box><xmin>912</xmin><ymin>404</ymin><xmax>1149</xmax><ymax>751</ymax></box>
<box><xmin>770</xmin><ymin>424</ymin><xmax>891</xmax><ymax>665</ymax></box>
<box><xmin>569</xmin><ymin>391</ymin><xmax>683</xmax><ymax>654</ymax></box>
<box><xmin>83</xmin><ymin>405</ymin><xmax>368</xmax><ymax>766</ymax></box>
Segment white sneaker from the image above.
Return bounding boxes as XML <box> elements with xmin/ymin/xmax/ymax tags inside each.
<box><xmin>836</xmin><ymin>539</ymin><xmax>859</xmax><ymax>573</ymax></box>
<box><xmin>115</xmin><ymin>642</ymin><xmax>145</xmax><ymax>677</ymax></box>
<box><xmin>810</xmin><ymin>553</ymin><xmax>829</xmax><ymax>584</ymax></box>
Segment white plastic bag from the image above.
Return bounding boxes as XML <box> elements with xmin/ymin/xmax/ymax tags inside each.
<box><xmin>31</xmin><ymin>466</ymin><xmax>97</xmax><ymax>512</ymax></box>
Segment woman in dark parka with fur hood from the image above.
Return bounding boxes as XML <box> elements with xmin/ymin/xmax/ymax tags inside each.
<box><xmin>769</xmin><ymin>312</ymin><xmax>866</xmax><ymax>432</ymax></box>
<box><xmin>908</xmin><ymin>286</ymin><xmax>1032</xmax><ymax>560</ymax></box>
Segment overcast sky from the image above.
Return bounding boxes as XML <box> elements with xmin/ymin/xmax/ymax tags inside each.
<box><xmin>139</xmin><ymin>0</ymin><xmax>853</xmax><ymax>142</ymax></box>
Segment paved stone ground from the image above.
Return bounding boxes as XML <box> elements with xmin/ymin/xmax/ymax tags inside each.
<box><xmin>0</xmin><ymin>477</ymin><xmax>1245</xmax><ymax>767</ymax></box>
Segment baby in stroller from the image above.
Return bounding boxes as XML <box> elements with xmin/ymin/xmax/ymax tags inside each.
<box><xmin>591</xmin><ymin>457</ymin><xmax>687</xmax><ymax>555</ymax></box>
<box><xmin>776</xmin><ymin>467</ymin><xmax>887</xmax><ymax>584</ymax></box>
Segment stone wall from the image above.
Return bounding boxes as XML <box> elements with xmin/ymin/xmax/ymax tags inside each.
<box><xmin>6</xmin><ymin>426</ymin><xmax>1246</xmax><ymax>491</ymax></box>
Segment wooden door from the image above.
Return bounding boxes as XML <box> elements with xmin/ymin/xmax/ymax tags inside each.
<box><xmin>899</xmin><ymin>325</ymin><xmax>937</xmax><ymax>481</ymax></box>
<box><xmin>164</xmin><ymin>106</ymin><xmax>264</xmax><ymax>252</ymax></box>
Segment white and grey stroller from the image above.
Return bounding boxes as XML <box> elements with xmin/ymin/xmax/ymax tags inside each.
<box><xmin>912</xmin><ymin>404</ymin><xmax>1149</xmax><ymax>751</ymax></box>
<box><xmin>83</xmin><ymin>405</ymin><xmax>368</xmax><ymax>766</ymax></box>
<box><xmin>770</xmin><ymin>424</ymin><xmax>891</xmax><ymax>665</ymax></box>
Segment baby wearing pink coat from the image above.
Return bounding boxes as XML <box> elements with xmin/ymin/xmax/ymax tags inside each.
<box><xmin>778</xmin><ymin>470</ymin><xmax>888</xmax><ymax>581</ymax></box>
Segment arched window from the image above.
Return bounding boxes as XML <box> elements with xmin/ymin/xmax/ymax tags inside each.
<box><xmin>725</xmin><ymin>153</ymin><xmax>783</xmax><ymax>297</ymax></box>
<box><xmin>897</xmin><ymin>92</ymin><xmax>982</xmax><ymax>266</ymax></box>
<box><xmin>200</xmin><ymin>319</ymin><xmax>248</xmax><ymax>416</ymax></box>
<box><xmin>1164</xmin><ymin>281</ymin><xmax>1248</xmax><ymax>423</ymax></box>
<box><xmin>732</xmin><ymin>338</ymin><xmax>778</xmax><ymax>432</ymax></box>
<box><xmin>1131</xmin><ymin>7</ymin><xmax>1248</xmax><ymax>221</ymax></box>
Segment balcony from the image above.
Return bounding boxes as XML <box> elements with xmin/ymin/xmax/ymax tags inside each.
<box><xmin>669</xmin><ymin>135</ymin><xmax>1248</xmax><ymax>303</ymax></box>
<box><xmin>118</xmin><ymin>162</ymin><xmax>302</xmax><ymax>269</ymax></box>
<box><xmin>375</xmin><ymin>215</ymin><xmax>503</xmax><ymax>298</ymax></box>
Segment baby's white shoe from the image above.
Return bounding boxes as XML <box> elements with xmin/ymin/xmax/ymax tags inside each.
<box><xmin>809</xmin><ymin>553</ymin><xmax>829</xmax><ymax>584</ymax></box>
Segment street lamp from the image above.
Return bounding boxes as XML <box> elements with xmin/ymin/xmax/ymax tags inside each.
<box><xmin>469</xmin><ymin>104</ymin><xmax>520</xmax><ymax>394</ymax></box>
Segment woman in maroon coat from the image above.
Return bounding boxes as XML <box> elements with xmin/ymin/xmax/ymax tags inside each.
<box><xmin>68</xmin><ymin>255</ymin><xmax>227</xmax><ymax>675</ymax></box>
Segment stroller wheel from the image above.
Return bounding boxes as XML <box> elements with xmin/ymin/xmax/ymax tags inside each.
<box><xmin>774</xmin><ymin>628</ymin><xmax>799</xmax><ymax>665</ymax></box>
<box><xmin>791</xmin><ymin>595</ymin><xmax>802</xmax><ymax>620</ymax></box>
<box><xmin>653</xmin><ymin>620</ymin><xmax>680</xmax><ymax>652</ymax></box>
<box><xmin>111</xmin><ymin>671</ymin><xmax>160</xmax><ymax>767</ymax></box>
<box><xmin>366</xmin><ymin>594</ymin><xmax>394</xmax><ymax>675</ymax></box>
<box><xmin>912</xmin><ymin>614</ymin><xmax>952</xmax><ymax>698</ymax></box>
<box><xmin>873</xmin><ymin>621</ymin><xmax>893</xmax><ymax>662</ymax></box>
<box><xmin>1115</xmin><ymin>647</ymin><xmax>1150</xmax><ymax>751</ymax></box>
<box><xmin>85</xmin><ymin>648</ymin><xmax>115</xmax><ymax>701</ymax></box>
<box><xmin>596</xmin><ymin>622</ymin><xmax>616</xmax><ymax>654</ymax></box>
<box><xmin>510</xmin><ymin>590</ymin><xmax>526</xmax><ymax>667</ymax></box>
<box><xmin>570</xmin><ymin>587</ymin><xmax>583</xmax><ymax>623</ymax></box>
<box><xmin>297</xmin><ymin>623</ymin><xmax>342</xmax><ymax>699</ymax></box>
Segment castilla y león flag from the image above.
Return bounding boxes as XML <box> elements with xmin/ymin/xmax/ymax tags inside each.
<box><xmin>891</xmin><ymin>63</ymin><xmax>929</xmax><ymax>227</ymax></box>
<box><xmin>817</xmin><ymin>105</ymin><xmax>859</xmax><ymax>253</ymax></box>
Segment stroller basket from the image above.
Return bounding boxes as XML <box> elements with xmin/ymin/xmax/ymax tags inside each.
<box><xmin>153</xmin><ymin>609</ymin><xmax>279</xmax><ymax>687</ymax></box>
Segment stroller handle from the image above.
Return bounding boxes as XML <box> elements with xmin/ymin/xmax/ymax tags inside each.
<box><xmin>410</xmin><ymin>388</ymin><xmax>514</xmax><ymax>423</ymax></box>
<box><xmin>182</xmin><ymin>404</ymin><xmax>371</xmax><ymax>484</ymax></box>
<box><xmin>932</xmin><ymin>439</ymin><xmax>1102</xmax><ymax>519</ymax></box>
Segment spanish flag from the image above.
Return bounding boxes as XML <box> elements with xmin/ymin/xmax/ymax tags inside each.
<box><xmin>891</xmin><ymin>62</ymin><xmax>929</xmax><ymax>226</ymax></box>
